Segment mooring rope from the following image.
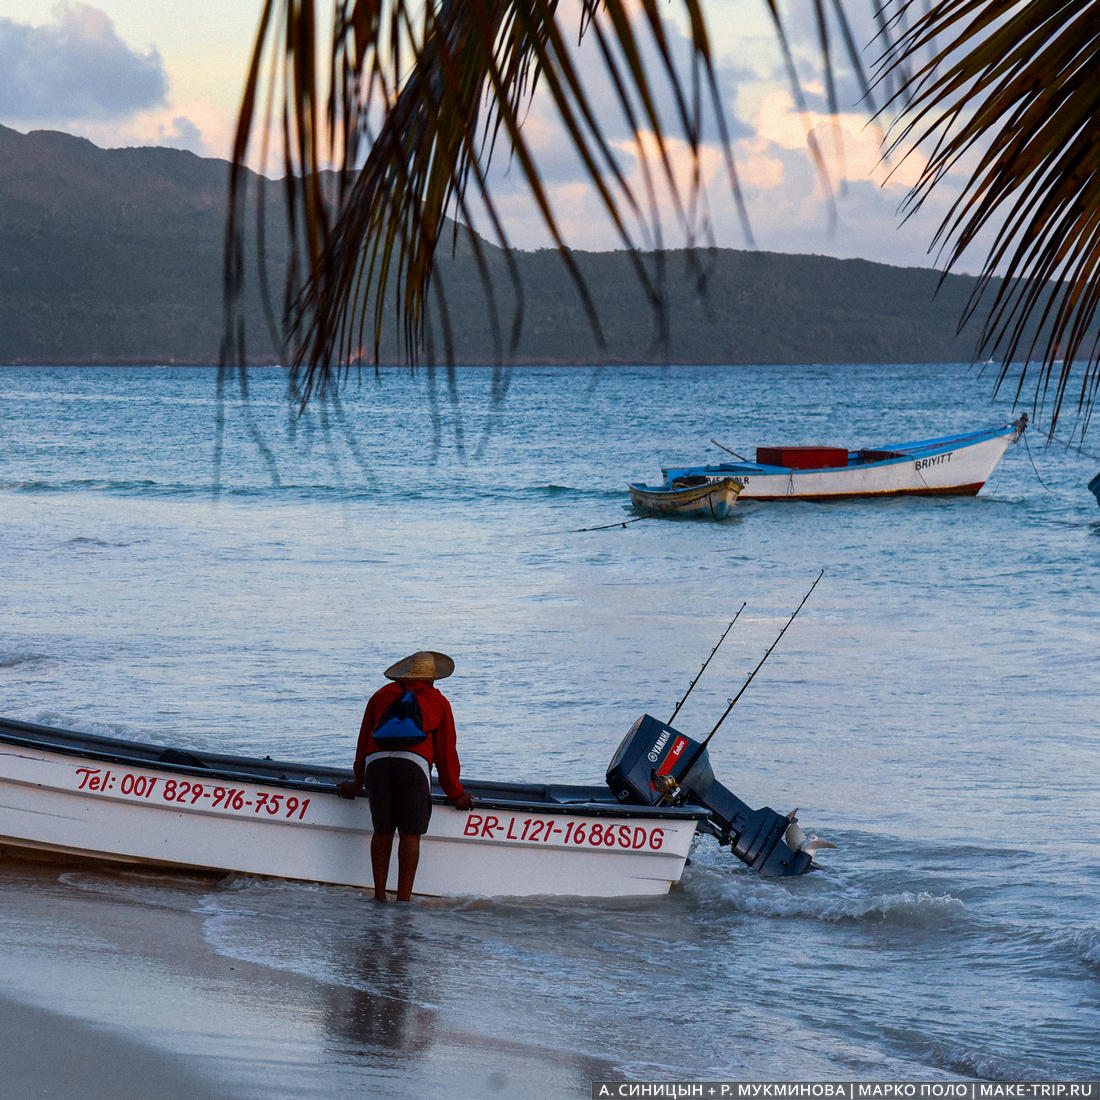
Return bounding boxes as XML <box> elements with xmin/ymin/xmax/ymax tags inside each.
<box><xmin>1027</xmin><ymin>421</ymin><xmax>1100</xmax><ymax>464</ymax></box>
<box><xmin>572</xmin><ymin>516</ymin><xmax>647</xmax><ymax>532</ymax></box>
<box><xmin>1021</xmin><ymin>432</ymin><xmax>1055</xmax><ymax>493</ymax></box>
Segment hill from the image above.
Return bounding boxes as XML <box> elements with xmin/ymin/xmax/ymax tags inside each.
<box><xmin>0</xmin><ymin>124</ymin><xmax>988</xmax><ymax>366</ymax></box>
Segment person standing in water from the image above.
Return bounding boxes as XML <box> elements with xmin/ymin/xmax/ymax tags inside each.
<box><xmin>338</xmin><ymin>650</ymin><xmax>474</xmax><ymax>901</ymax></box>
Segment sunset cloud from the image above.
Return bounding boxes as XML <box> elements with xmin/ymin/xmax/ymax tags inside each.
<box><xmin>743</xmin><ymin>88</ymin><xmax>927</xmax><ymax>196</ymax></box>
<box><xmin>0</xmin><ymin>1</ymin><xmax>969</xmax><ymax>272</ymax></box>
<box><xmin>0</xmin><ymin>3</ymin><xmax>168</xmax><ymax>124</ymax></box>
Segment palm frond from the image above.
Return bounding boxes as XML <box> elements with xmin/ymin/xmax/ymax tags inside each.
<box><xmin>882</xmin><ymin>0</ymin><xmax>1100</xmax><ymax>437</ymax></box>
<box><xmin>224</xmin><ymin>0</ymin><xmax>868</xmax><ymax>405</ymax></box>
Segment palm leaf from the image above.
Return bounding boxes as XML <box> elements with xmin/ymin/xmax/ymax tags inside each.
<box><xmin>882</xmin><ymin>0</ymin><xmax>1100</xmax><ymax>437</ymax></box>
<box><xmin>224</xmin><ymin>0</ymin><xmax>867</xmax><ymax>406</ymax></box>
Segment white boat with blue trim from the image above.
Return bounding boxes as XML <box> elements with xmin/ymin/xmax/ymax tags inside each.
<box><xmin>661</xmin><ymin>415</ymin><xmax>1028</xmax><ymax>501</ymax></box>
<box><xmin>0</xmin><ymin>713</ymin><xmax>827</xmax><ymax>899</ymax></box>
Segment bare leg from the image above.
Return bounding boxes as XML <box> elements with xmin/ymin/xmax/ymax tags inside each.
<box><xmin>370</xmin><ymin>830</ymin><xmax>395</xmax><ymax>901</ymax></box>
<box><xmin>395</xmin><ymin>832</ymin><xmax>421</xmax><ymax>901</ymax></box>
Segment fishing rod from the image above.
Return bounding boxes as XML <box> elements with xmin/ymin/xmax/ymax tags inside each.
<box><xmin>668</xmin><ymin>603</ymin><xmax>746</xmax><ymax>726</ymax></box>
<box><xmin>699</xmin><ymin>568</ymin><xmax>824</xmax><ymax>752</ymax></box>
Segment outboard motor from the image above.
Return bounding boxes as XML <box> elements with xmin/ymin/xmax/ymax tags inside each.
<box><xmin>606</xmin><ymin>714</ymin><xmax>829</xmax><ymax>877</ymax></box>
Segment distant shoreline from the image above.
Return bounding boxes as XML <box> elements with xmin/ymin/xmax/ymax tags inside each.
<box><xmin>0</xmin><ymin>358</ymin><xmax>986</xmax><ymax>369</ymax></box>
<box><xmin>2</xmin><ymin>124</ymin><xmax>997</xmax><ymax>368</ymax></box>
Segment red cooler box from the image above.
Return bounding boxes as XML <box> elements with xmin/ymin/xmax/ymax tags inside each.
<box><xmin>755</xmin><ymin>445</ymin><xmax>848</xmax><ymax>469</ymax></box>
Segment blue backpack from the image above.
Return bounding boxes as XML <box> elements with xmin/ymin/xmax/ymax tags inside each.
<box><xmin>372</xmin><ymin>689</ymin><xmax>427</xmax><ymax>748</ymax></box>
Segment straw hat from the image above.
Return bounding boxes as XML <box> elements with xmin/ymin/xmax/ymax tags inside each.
<box><xmin>384</xmin><ymin>650</ymin><xmax>455</xmax><ymax>682</ymax></box>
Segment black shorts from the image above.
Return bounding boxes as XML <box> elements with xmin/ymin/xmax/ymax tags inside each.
<box><xmin>365</xmin><ymin>756</ymin><xmax>432</xmax><ymax>835</ymax></box>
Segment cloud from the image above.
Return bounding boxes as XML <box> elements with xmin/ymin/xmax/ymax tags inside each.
<box><xmin>470</xmin><ymin>1</ymin><xmax>761</xmax><ymax>253</ymax></box>
<box><xmin>740</xmin><ymin>87</ymin><xmax>927</xmax><ymax>195</ymax></box>
<box><xmin>0</xmin><ymin>2</ymin><xmax>168</xmax><ymax>124</ymax></box>
<box><xmin>153</xmin><ymin>115</ymin><xmax>207</xmax><ymax>156</ymax></box>
<box><xmin>295</xmin><ymin>1</ymin><xmax>971</xmax><ymax>272</ymax></box>
<box><xmin>486</xmin><ymin>89</ymin><xmax>954</xmax><ymax>272</ymax></box>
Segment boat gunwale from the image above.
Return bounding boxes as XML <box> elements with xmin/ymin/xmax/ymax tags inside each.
<box><xmin>0</xmin><ymin>717</ymin><xmax>709</xmax><ymax>821</ymax></box>
<box><xmin>627</xmin><ymin>475</ymin><xmax>742</xmax><ymax>499</ymax></box>
<box><xmin>661</xmin><ymin>421</ymin><xmax>1020</xmax><ymax>481</ymax></box>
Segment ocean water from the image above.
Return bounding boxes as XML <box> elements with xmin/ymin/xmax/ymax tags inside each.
<box><xmin>1</xmin><ymin>362</ymin><xmax>1098</xmax><ymax>1093</ymax></box>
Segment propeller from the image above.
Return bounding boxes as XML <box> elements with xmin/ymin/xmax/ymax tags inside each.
<box><xmin>784</xmin><ymin>809</ymin><xmax>837</xmax><ymax>857</ymax></box>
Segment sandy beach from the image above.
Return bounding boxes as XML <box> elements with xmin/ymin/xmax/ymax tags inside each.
<box><xmin>0</xmin><ymin>995</ymin><xmax>221</xmax><ymax>1100</ymax></box>
<box><xmin>1</xmin><ymin>855</ymin><xmax>607</xmax><ymax>1099</ymax></box>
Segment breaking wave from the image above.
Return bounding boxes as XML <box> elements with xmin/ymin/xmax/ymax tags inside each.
<box><xmin>0</xmin><ymin>649</ymin><xmax>51</xmax><ymax>669</ymax></box>
<box><xmin>921</xmin><ymin>1039</ymin><xmax>1050</xmax><ymax>1082</ymax></box>
<box><xmin>1067</xmin><ymin>925</ymin><xmax>1100</xmax><ymax>969</ymax></box>
<box><xmin>28</xmin><ymin>710</ymin><xmax>157</xmax><ymax>743</ymax></box>
<box><xmin>722</xmin><ymin>883</ymin><xmax>967</xmax><ymax>925</ymax></box>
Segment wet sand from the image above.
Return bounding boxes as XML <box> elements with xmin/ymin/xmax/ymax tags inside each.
<box><xmin>0</xmin><ymin>995</ymin><xmax>222</xmax><ymax>1100</ymax></box>
<box><xmin>1</xmin><ymin>856</ymin><xmax>608</xmax><ymax>1099</ymax></box>
<box><xmin>1</xmin><ymin>857</ymin><xmax>330</xmax><ymax>1099</ymax></box>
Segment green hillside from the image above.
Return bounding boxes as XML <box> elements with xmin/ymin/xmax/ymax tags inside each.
<box><xmin>0</xmin><ymin>124</ymin><xmax>988</xmax><ymax>366</ymax></box>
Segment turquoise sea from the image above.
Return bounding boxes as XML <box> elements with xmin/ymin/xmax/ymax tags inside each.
<box><xmin>1</xmin><ymin>362</ymin><xmax>1098</xmax><ymax>1095</ymax></box>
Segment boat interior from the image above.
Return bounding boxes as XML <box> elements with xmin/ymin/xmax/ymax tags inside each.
<box><xmin>0</xmin><ymin>717</ymin><xmax>705</xmax><ymax>819</ymax></box>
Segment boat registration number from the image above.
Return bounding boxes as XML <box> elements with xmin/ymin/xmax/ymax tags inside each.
<box><xmin>463</xmin><ymin>813</ymin><xmax>665</xmax><ymax>849</ymax></box>
<box><xmin>73</xmin><ymin>766</ymin><xmax>312</xmax><ymax>821</ymax></box>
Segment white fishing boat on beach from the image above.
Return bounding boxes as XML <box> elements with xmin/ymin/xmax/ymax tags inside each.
<box><xmin>661</xmin><ymin>416</ymin><xmax>1028</xmax><ymax>501</ymax></box>
<box><xmin>0</xmin><ymin>713</ymin><xmax>826</xmax><ymax>898</ymax></box>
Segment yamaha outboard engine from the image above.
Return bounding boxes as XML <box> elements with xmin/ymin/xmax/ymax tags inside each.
<box><xmin>606</xmin><ymin>714</ymin><xmax>829</xmax><ymax>877</ymax></box>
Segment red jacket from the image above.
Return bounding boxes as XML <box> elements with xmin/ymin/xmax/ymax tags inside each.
<box><xmin>353</xmin><ymin>680</ymin><xmax>466</xmax><ymax>802</ymax></box>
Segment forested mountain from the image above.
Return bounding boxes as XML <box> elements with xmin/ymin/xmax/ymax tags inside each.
<box><xmin>0</xmin><ymin>124</ymin><xmax>988</xmax><ymax>366</ymax></box>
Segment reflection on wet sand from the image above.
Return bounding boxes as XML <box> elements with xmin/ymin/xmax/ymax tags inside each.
<box><xmin>322</xmin><ymin>920</ymin><xmax>438</xmax><ymax>1058</ymax></box>
<box><xmin>315</xmin><ymin>901</ymin><xmax>615</xmax><ymax>1095</ymax></box>
<box><xmin>1</xmin><ymin>857</ymin><xmax>615</xmax><ymax>1098</ymax></box>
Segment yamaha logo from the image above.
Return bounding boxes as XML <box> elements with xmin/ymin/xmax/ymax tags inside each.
<box><xmin>647</xmin><ymin>728</ymin><xmax>671</xmax><ymax>763</ymax></box>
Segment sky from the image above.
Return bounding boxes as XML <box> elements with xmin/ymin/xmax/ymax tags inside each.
<box><xmin>0</xmin><ymin>1</ymin><xmax>976</xmax><ymax>273</ymax></box>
